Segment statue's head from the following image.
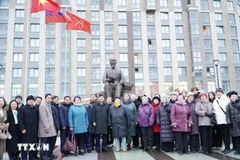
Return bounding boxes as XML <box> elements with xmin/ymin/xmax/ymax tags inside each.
<box><xmin>109</xmin><ymin>58</ymin><xmax>117</xmax><ymax>69</ymax></box>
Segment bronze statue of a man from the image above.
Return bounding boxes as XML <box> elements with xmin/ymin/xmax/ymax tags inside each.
<box><xmin>102</xmin><ymin>58</ymin><xmax>125</xmax><ymax>98</ymax></box>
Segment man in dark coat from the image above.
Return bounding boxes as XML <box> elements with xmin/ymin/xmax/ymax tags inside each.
<box><xmin>18</xmin><ymin>95</ymin><xmax>39</xmax><ymax>160</ymax></box>
<box><xmin>92</xmin><ymin>94</ymin><xmax>109</xmax><ymax>152</ymax></box>
<box><xmin>58</xmin><ymin>96</ymin><xmax>72</xmax><ymax>156</ymax></box>
<box><xmin>34</xmin><ymin>96</ymin><xmax>42</xmax><ymax>160</ymax></box>
<box><xmin>133</xmin><ymin>90</ymin><xmax>151</xmax><ymax>149</ymax></box>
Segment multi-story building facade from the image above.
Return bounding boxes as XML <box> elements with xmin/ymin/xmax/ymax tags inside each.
<box><xmin>0</xmin><ymin>0</ymin><xmax>240</xmax><ymax>101</ymax></box>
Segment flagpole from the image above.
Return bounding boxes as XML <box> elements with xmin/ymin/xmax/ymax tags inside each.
<box><xmin>64</xmin><ymin>7</ymin><xmax>68</xmax><ymax>96</ymax></box>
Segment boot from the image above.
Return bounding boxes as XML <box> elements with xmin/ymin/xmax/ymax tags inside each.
<box><xmin>127</xmin><ymin>144</ymin><xmax>132</xmax><ymax>150</ymax></box>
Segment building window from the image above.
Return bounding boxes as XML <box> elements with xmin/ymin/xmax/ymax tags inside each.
<box><xmin>147</xmin><ymin>26</ymin><xmax>155</xmax><ymax>36</ymax></box>
<box><xmin>160</xmin><ymin>0</ymin><xmax>168</xmax><ymax>7</ymax></box>
<box><xmin>14</xmin><ymin>38</ymin><xmax>23</xmax><ymax>47</ymax></box>
<box><xmin>178</xmin><ymin>67</ymin><xmax>187</xmax><ymax>76</ymax></box>
<box><xmin>92</xmin><ymin>39</ymin><xmax>100</xmax><ymax>50</ymax></box>
<box><xmin>0</xmin><ymin>9</ymin><xmax>9</xmax><ymax>20</ymax></box>
<box><xmin>30</xmin><ymin>24</ymin><xmax>40</xmax><ymax>32</ymax></box>
<box><xmin>92</xmin><ymin>54</ymin><xmax>100</xmax><ymax>64</ymax></box>
<box><xmin>0</xmin><ymin>38</ymin><xmax>7</xmax><ymax>50</ymax></box>
<box><xmin>119</xmin><ymin>25</ymin><xmax>127</xmax><ymax>34</ymax></box>
<box><xmin>213</xmin><ymin>0</ymin><xmax>221</xmax><ymax>8</ymax></box>
<box><xmin>118</xmin><ymin>0</ymin><xmax>126</xmax><ymax>7</ymax></box>
<box><xmin>29</xmin><ymin>53</ymin><xmax>39</xmax><ymax>62</ymax></box>
<box><xmin>0</xmin><ymin>23</ymin><xmax>8</xmax><ymax>35</ymax></box>
<box><xmin>77</xmin><ymin>53</ymin><xmax>86</xmax><ymax>62</ymax></box>
<box><xmin>175</xmin><ymin>25</ymin><xmax>183</xmax><ymax>33</ymax></box>
<box><xmin>177</xmin><ymin>53</ymin><xmax>185</xmax><ymax>61</ymax></box>
<box><xmin>11</xmin><ymin>84</ymin><xmax>22</xmax><ymax>97</ymax></box>
<box><xmin>120</xmin><ymin>53</ymin><xmax>128</xmax><ymax>62</ymax></box>
<box><xmin>134</xmin><ymin>40</ymin><xmax>142</xmax><ymax>50</ymax></box>
<box><xmin>12</xmin><ymin>68</ymin><xmax>22</xmax><ymax>77</ymax></box>
<box><xmin>232</xmin><ymin>40</ymin><xmax>239</xmax><ymax>51</ymax></box>
<box><xmin>105</xmin><ymin>12</ymin><xmax>113</xmax><ymax>22</ymax></box>
<box><xmin>15</xmin><ymin>24</ymin><xmax>24</xmax><ymax>32</ymax></box>
<box><xmin>13</xmin><ymin>53</ymin><xmax>22</xmax><ymax>62</ymax></box>
<box><xmin>91</xmin><ymin>0</ymin><xmax>99</xmax><ymax>8</ymax></box>
<box><xmin>204</xmin><ymin>39</ymin><xmax>212</xmax><ymax>51</ymax></box>
<box><xmin>220</xmin><ymin>67</ymin><xmax>228</xmax><ymax>75</ymax></box>
<box><xmin>28</xmin><ymin>84</ymin><xmax>38</xmax><ymax>95</ymax></box>
<box><xmin>222</xmin><ymin>81</ymin><xmax>230</xmax><ymax>93</ymax></box>
<box><xmin>105</xmin><ymin>0</ymin><xmax>112</xmax><ymax>8</ymax></box>
<box><xmin>77</xmin><ymin>39</ymin><xmax>86</xmax><ymax>47</ymax></box>
<box><xmin>205</xmin><ymin>53</ymin><xmax>213</xmax><ymax>64</ymax></box>
<box><xmin>161</xmin><ymin>25</ymin><xmax>169</xmax><ymax>34</ymax></box>
<box><xmin>215</xmin><ymin>13</ymin><xmax>222</xmax><ymax>21</ymax></box>
<box><xmin>15</xmin><ymin>9</ymin><xmax>24</xmax><ymax>18</ymax></box>
<box><xmin>176</xmin><ymin>39</ymin><xmax>184</xmax><ymax>47</ymax></box>
<box><xmin>105</xmin><ymin>25</ymin><xmax>113</xmax><ymax>36</ymax></box>
<box><xmin>174</xmin><ymin>0</ymin><xmax>181</xmax><ymax>7</ymax></box>
<box><xmin>77</xmin><ymin>68</ymin><xmax>86</xmax><ymax>77</ymax></box>
<box><xmin>234</xmin><ymin>53</ymin><xmax>240</xmax><ymax>64</ymax></box>
<box><xmin>148</xmin><ymin>39</ymin><xmax>156</xmax><ymax>50</ymax></box>
<box><xmin>161</xmin><ymin>12</ymin><xmax>168</xmax><ymax>20</ymax></box>
<box><xmin>218</xmin><ymin>39</ymin><xmax>225</xmax><ymax>48</ymax></box>
<box><xmin>91</xmin><ymin>11</ymin><xmax>99</xmax><ymax>21</ymax></box>
<box><xmin>207</xmin><ymin>67</ymin><xmax>215</xmax><ymax>78</ymax></box>
<box><xmin>135</xmin><ymin>68</ymin><xmax>143</xmax><ymax>79</ymax></box>
<box><xmin>227</xmin><ymin>1</ymin><xmax>233</xmax><ymax>11</ymax></box>
<box><xmin>133</xmin><ymin>12</ymin><xmax>141</xmax><ymax>22</ymax></box>
<box><xmin>77</xmin><ymin>83</ymin><xmax>86</xmax><ymax>95</ymax></box>
<box><xmin>162</xmin><ymin>39</ymin><xmax>170</xmax><ymax>47</ymax></box>
<box><xmin>231</xmin><ymin>26</ymin><xmax>237</xmax><ymax>37</ymax></box>
<box><xmin>219</xmin><ymin>53</ymin><xmax>227</xmax><ymax>61</ymax></box>
<box><xmin>45</xmin><ymin>83</ymin><xmax>54</xmax><ymax>94</ymax></box>
<box><xmin>105</xmin><ymin>53</ymin><xmax>114</xmax><ymax>65</ymax></box>
<box><xmin>163</xmin><ymin>53</ymin><xmax>171</xmax><ymax>61</ymax></box>
<box><xmin>31</xmin><ymin>12</ymin><xmax>40</xmax><ymax>18</ymax></box>
<box><xmin>133</xmin><ymin>25</ymin><xmax>141</xmax><ymax>36</ymax></box>
<box><xmin>203</xmin><ymin>26</ymin><xmax>211</xmax><ymax>36</ymax></box>
<box><xmin>193</xmin><ymin>52</ymin><xmax>201</xmax><ymax>62</ymax></box>
<box><xmin>46</xmin><ymin>39</ymin><xmax>55</xmax><ymax>50</ymax></box>
<box><xmin>164</xmin><ymin>82</ymin><xmax>173</xmax><ymax>93</ymax></box>
<box><xmin>119</xmin><ymin>39</ymin><xmax>128</xmax><ymax>48</ymax></box>
<box><xmin>77</xmin><ymin>11</ymin><xmax>86</xmax><ymax>18</ymax></box>
<box><xmin>77</xmin><ymin>0</ymin><xmax>85</xmax><ymax>6</ymax></box>
<box><xmin>121</xmin><ymin>68</ymin><xmax>129</xmax><ymax>77</ymax></box>
<box><xmin>236</xmin><ymin>67</ymin><xmax>240</xmax><ymax>79</ymax></box>
<box><xmin>16</xmin><ymin>0</ymin><xmax>25</xmax><ymax>4</ymax></box>
<box><xmin>149</xmin><ymin>53</ymin><xmax>157</xmax><ymax>64</ymax></box>
<box><xmin>30</xmin><ymin>39</ymin><xmax>39</xmax><ymax>47</ymax></box>
<box><xmin>92</xmin><ymin>83</ymin><xmax>101</xmax><ymax>94</ymax></box>
<box><xmin>229</xmin><ymin>14</ymin><xmax>236</xmax><ymax>24</ymax></box>
<box><xmin>91</xmin><ymin>25</ymin><xmax>100</xmax><ymax>36</ymax></box>
<box><xmin>216</xmin><ymin>26</ymin><xmax>224</xmax><ymax>34</ymax></box>
<box><xmin>45</xmin><ymin>68</ymin><xmax>54</xmax><ymax>80</ymax></box>
<box><xmin>134</xmin><ymin>53</ymin><xmax>143</xmax><ymax>64</ymax></box>
<box><xmin>164</xmin><ymin>67</ymin><xmax>172</xmax><ymax>76</ymax></box>
<box><xmin>201</xmin><ymin>0</ymin><xmax>209</xmax><ymax>10</ymax></box>
<box><xmin>46</xmin><ymin>24</ymin><xmax>55</xmax><ymax>35</ymax></box>
<box><xmin>132</xmin><ymin>0</ymin><xmax>140</xmax><ymax>8</ymax></box>
<box><xmin>118</xmin><ymin>12</ymin><xmax>127</xmax><ymax>20</ymax></box>
<box><xmin>149</xmin><ymin>67</ymin><xmax>158</xmax><ymax>79</ymax></box>
<box><xmin>45</xmin><ymin>53</ymin><xmax>54</xmax><ymax>64</ymax></box>
<box><xmin>208</xmin><ymin>82</ymin><xmax>216</xmax><ymax>92</ymax></box>
<box><xmin>29</xmin><ymin>68</ymin><xmax>39</xmax><ymax>77</ymax></box>
<box><xmin>105</xmin><ymin>39</ymin><xmax>114</xmax><ymax>50</ymax></box>
<box><xmin>92</xmin><ymin>68</ymin><xmax>101</xmax><ymax>80</ymax></box>
<box><xmin>0</xmin><ymin>85</ymin><xmax>4</xmax><ymax>97</ymax></box>
<box><xmin>146</xmin><ymin>12</ymin><xmax>155</xmax><ymax>23</ymax></box>
<box><xmin>174</xmin><ymin>12</ymin><xmax>182</xmax><ymax>20</ymax></box>
<box><xmin>202</xmin><ymin>13</ymin><xmax>210</xmax><ymax>24</ymax></box>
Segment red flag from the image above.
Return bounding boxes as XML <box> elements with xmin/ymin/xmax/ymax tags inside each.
<box><xmin>31</xmin><ymin>0</ymin><xmax>60</xmax><ymax>14</ymax></box>
<box><xmin>66</xmin><ymin>11</ymin><xmax>91</xmax><ymax>34</ymax></box>
<box><xmin>45</xmin><ymin>11</ymin><xmax>71</xmax><ymax>24</ymax></box>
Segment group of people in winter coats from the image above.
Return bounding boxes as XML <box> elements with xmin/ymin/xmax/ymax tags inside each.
<box><xmin>0</xmin><ymin>86</ymin><xmax>239</xmax><ymax>160</ymax></box>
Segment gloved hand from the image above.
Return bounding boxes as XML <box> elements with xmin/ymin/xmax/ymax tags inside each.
<box><xmin>205</xmin><ymin>112</ymin><xmax>215</xmax><ymax>118</ymax></box>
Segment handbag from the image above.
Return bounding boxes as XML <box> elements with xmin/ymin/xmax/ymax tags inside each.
<box><xmin>0</xmin><ymin>129</ymin><xmax>8</xmax><ymax>140</ymax></box>
<box><xmin>202</xmin><ymin>103</ymin><xmax>217</xmax><ymax>125</ymax></box>
<box><xmin>63</xmin><ymin>131</ymin><xmax>76</xmax><ymax>153</ymax></box>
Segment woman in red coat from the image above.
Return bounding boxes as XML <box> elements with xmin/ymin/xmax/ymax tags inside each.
<box><xmin>152</xmin><ymin>96</ymin><xmax>161</xmax><ymax>151</ymax></box>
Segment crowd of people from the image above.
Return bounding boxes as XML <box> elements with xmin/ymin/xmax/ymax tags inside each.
<box><xmin>0</xmin><ymin>86</ymin><xmax>239</xmax><ymax>160</ymax></box>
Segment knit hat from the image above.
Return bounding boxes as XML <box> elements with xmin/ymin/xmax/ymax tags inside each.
<box><xmin>227</xmin><ymin>91</ymin><xmax>238</xmax><ymax>98</ymax></box>
<box><xmin>187</xmin><ymin>92</ymin><xmax>194</xmax><ymax>98</ymax></box>
<box><xmin>15</xmin><ymin>95</ymin><xmax>22</xmax><ymax>101</ymax></box>
<box><xmin>152</xmin><ymin>96</ymin><xmax>161</xmax><ymax>102</ymax></box>
<box><xmin>198</xmin><ymin>92</ymin><xmax>208</xmax><ymax>99</ymax></box>
<box><xmin>170</xmin><ymin>92</ymin><xmax>178</xmax><ymax>96</ymax></box>
<box><xmin>73</xmin><ymin>96</ymin><xmax>81</xmax><ymax>102</ymax></box>
<box><xmin>26</xmin><ymin>95</ymin><xmax>35</xmax><ymax>102</ymax></box>
<box><xmin>215</xmin><ymin>88</ymin><xmax>224</xmax><ymax>94</ymax></box>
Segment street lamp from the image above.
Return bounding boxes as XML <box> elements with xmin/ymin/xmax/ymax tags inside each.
<box><xmin>213</xmin><ymin>59</ymin><xmax>220</xmax><ymax>88</ymax></box>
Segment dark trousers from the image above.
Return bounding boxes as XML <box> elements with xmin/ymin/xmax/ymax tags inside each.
<box><xmin>200</xmin><ymin>126</ymin><xmax>213</xmax><ymax>153</ymax></box>
<box><xmin>75</xmin><ymin>133</ymin><xmax>86</xmax><ymax>152</ymax></box>
<box><xmin>95</xmin><ymin>134</ymin><xmax>108</xmax><ymax>151</ymax></box>
<box><xmin>40</xmin><ymin>136</ymin><xmax>56</xmax><ymax>158</ymax></box>
<box><xmin>232</xmin><ymin>136</ymin><xmax>237</xmax><ymax>150</ymax></box>
<box><xmin>141</xmin><ymin>127</ymin><xmax>153</xmax><ymax>148</ymax></box>
<box><xmin>21</xmin><ymin>150</ymin><xmax>35</xmax><ymax>160</ymax></box>
<box><xmin>153</xmin><ymin>132</ymin><xmax>160</xmax><ymax>148</ymax></box>
<box><xmin>8</xmin><ymin>151</ymin><xmax>20</xmax><ymax>159</ymax></box>
<box><xmin>212</xmin><ymin>125</ymin><xmax>222</xmax><ymax>148</ymax></box>
<box><xmin>218</xmin><ymin>124</ymin><xmax>230</xmax><ymax>150</ymax></box>
<box><xmin>175</xmin><ymin>132</ymin><xmax>188</xmax><ymax>153</ymax></box>
<box><xmin>60</xmin><ymin>127</ymin><xmax>70</xmax><ymax>153</ymax></box>
<box><xmin>84</xmin><ymin>133</ymin><xmax>92</xmax><ymax>151</ymax></box>
<box><xmin>34</xmin><ymin>137</ymin><xmax>39</xmax><ymax>158</ymax></box>
<box><xmin>235</xmin><ymin>136</ymin><xmax>240</xmax><ymax>152</ymax></box>
<box><xmin>162</xmin><ymin>142</ymin><xmax>174</xmax><ymax>152</ymax></box>
<box><xmin>189</xmin><ymin>134</ymin><xmax>200</xmax><ymax>152</ymax></box>
<box><xmin>108</xmin><ymin>127</ymin><xmax>113</xmax><ymax>145</ymax></box>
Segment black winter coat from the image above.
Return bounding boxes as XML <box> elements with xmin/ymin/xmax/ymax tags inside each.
<box><xmin>186</xmin><ymin>100</ymin><xmax>199</xmax><ymax>135</ymax></box>
<box><xmin>226</xmin><ymin>99</ymin><xmax>240</xmax><ymax>137</ymax></box>
<box><xmin>92</xmin><ymin>102</ymin><xmax>109</xmax><ymax>134</ymax></box>
<box><xmin>156</xmin><ymin>102</ymin><xmax>174</xmax><ymax>142</ymax></box>
<box><xmin>18</xmin><ymin>105</ymin><xmax>38</xmax><ymax>143</ymax></box>
<box><xmin>108</xmin><ymin>105</ymin><xmax>130</xmax><ymax>138</ymax></box>
<box><xmin>59</xmin><ymin>103</ymin><xmax>71</xmax><ymax>128</ymax></box>
<box><xmin>51</xmin><ymin>105</ymin><xmax>60</xmax><ymax>130</ymax></box>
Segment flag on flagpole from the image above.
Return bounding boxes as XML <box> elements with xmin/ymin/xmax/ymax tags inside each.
<box><xmin>31</xmin><ymin>0</ymin><xmax>60</xmax><ymax>14</ymax></box>
<box><xmin>66</xmin><ymin>11</ymin><xmax>91</xmax><ymax>34</ymax></box>
<box><xmin>45</xmin><ymin>11</ymin><xmax>71</xmax><ymax>24</ymax></box>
